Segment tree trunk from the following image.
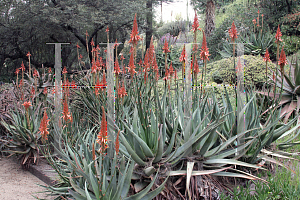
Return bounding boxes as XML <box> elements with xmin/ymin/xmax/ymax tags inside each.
<box><xmin>146</xmin><ymin>0</ymin><xmax>153</xmax><ymax>50</ymax></box>
<box><xmin>205</xmin><ymin>0</ymin><xmax>215</xmax><ymax>38</ymax></box>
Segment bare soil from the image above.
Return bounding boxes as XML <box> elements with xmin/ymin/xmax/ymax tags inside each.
<box><xmin>0</xmin><ymin>157</ymin><xmax>48</xmax><ymax>200</ymax></box>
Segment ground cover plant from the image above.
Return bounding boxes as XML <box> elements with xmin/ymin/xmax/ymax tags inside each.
<box><xmin>1</xmin><ymin>8</ymin><xmax>300</xmax><ymax>200</ymax></box>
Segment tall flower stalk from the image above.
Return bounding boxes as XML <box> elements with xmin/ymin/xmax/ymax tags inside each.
<box><xmin>39</xmin><ymin>110</ymin><xmax>50</xmax><ymax>141</ymax></box>
<box><xmin>162</xmin><ymin>40</ymin><xmax>170</xmax><ymax>89</ymax></box>
<box><xmin>179</xmin><ymin>44</ymin><xmax>186</xmax><ymax>91</ymax></box>
<box><xmin>263</xmin><ymin>48</ymin><xmax>271</xmax><ymax>83</ymax></box>
<box><xmin>275</xmin><ymin>25</ymin><xmax>282</xmax><ymax>94</ymax></box>
<box><xmin>200</xmin><ymin>31</ymin><xmax>210</xmax><ymax>94</ymax></box>
<box><xmin>23</xmin><ymin>101</ymin><xmax>32</xmax><ymax>129</ymax></box>
<box><xmin>26</xmin><ymin>52</ymin><xmax>31</xmax><ymax>78</ymax></box>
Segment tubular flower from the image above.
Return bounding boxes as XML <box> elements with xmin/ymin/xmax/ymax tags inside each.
<box><xmin>33</xmin><ymin>69</ymin><xmax>39</xmax><ymax>77</ymax></box>
<box><xmin>118</xmin><ymin>82</ymin><xmax>127</xmax><ymax>99</ymax></box>
<box><xmin>21</xmin><ymin>62</ymin><xmax>25</xmax><ymax>71</ymax></box>
<box><xmin>115</xmin><ymin>130</ymin><xmax>120</xmax><ymax>155</ymax></box>
<box><xmin>228</xmin><ymin>21</ymin><xmax>238</xmax><ymax>42</ymax></box>
<box><xmin>128</xmin><ymin>14</ymin><xmax>141</xmax><ymax>46</ymax></box>
<box><xmin>169</xmin><ymin>62</ymin><xmax>174</xmax><ymax>78</ymax></box>
<box><xmin>179</xmin><ymin>45</ymin><xmax>186</xmax><ymax>63</ymax></box>
<box><xmin>162</xmin><ymin>40</ymin><xmax>170</xmax><ymax>54</ymax></box>
<box><xmin>62</xmin><ymin>66</ymin><xmax>67</xmax><ymax>74</ymax></box>
<box><xmin>90</xmin><ymin>38</ymin><xmax>94</xmax><ymax>47</ymax></box>
<box><xmin>200</xmin><ymin>32</ymin><xmax>210</xmax><ymax>61</ymax></box>
<box><xmin>15</xmin><ymin>68</ymin><xmax>20</xmax><ymax>75</ymax></box>
<box><xmin>39</xmin><ymin>111</ymin><xmax>50</xmax><ymax>141</ymax></box>
<box><xmin>153</xmin><ymin>55</ymin><xmax>159</xmax><ymax>81</ymax></box>
<box><xmin>95</xmin><ymin>77</ymin><xmax>101</xmax><ymax>95</ymax></box>
<box><xmin>30</xmin><ymin>86</ymin><xmax>35</xmax><ymax>99</ymax></box>
<box><xmin>275</xmin><ymin>25</ymin><xmax>282</xmax><ymax>44</ymax></box>
<box><xmin>191</xmin><ymin>11</ymin><xmax>200</xmax><ymax>33</ymax></box>
<box><xmin>193</xmin><ymin>57</ymin><xmax>199</xmax><ymax>75</ymax></box>
<box><xmin>278</xmin><ymin>46</ymin><xmax>287</xmax><ymax>73</ymax></box>
<box><xmin>114</xmin><ymin>58</ymin><xmax>121</xmax><ymax>75</ymax></box>
<box><xmin>43</xmin><ymin>88</ymin><xmax>48</xmax><ymax>95</ymax></box>
<box><xmin>263</xmin><ymin>49</ymin><xmax>271</xmax><ymax>63</ymax></box>
<box><xmin>127</xmin><ymin>52</ymin><xmax>137</xmax><ymax>78</ymax></box>
<box><xmin>97</xmin><ymin>107</ymin><xmax>109</xmax><ymax>153</ymax></box>
<box><xmin>23</xmin><ymin>101</ymin><xmax>32</xmax><ymax>110</ymax></box>
<box><xmin>62</xmin><ymin>99</ymin><xmax>72</xmax><ymax>124</ymax></box>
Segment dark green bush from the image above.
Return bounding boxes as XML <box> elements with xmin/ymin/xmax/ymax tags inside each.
<box><xmin>207</xmin><ymin>55</ymin><xmax>276</xmax><ymax>89</ymax></box>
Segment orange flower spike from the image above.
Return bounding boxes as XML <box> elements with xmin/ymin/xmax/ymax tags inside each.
<box><xmin>97</xmin><ymin>107</ymin><xmax>109</xmax><ymax>153</ymax></box>
<box><xmin>48</xmin><ymin>68</ymin><xmax>52</xmax><ymax>74</ymax></box>
<box><xmin>275</xmin><ymin>25</ymin><xmax>282</xmax><ymax>44</ymax></box>
<box><xmin>229</xmin><ymin>21</ymin><xmax>238</xmax><ymax>42</ymax></box>
<box><xmin>23</xmin><ymin>101</ymin><xmax>32</xmax><ymax>109</ymax></box>
<box><xmin>90</xmin><ymin>38</ymin><xmax>94</xmax><ymax>47</ymax></box>
<box><xmin>115</xmin><ymin>130</ymin><xmax>120</xmax><ymax>155</ymax></box>
<box><xmin>193</xmin><ymin>57</ymin><xmax>199</xmax><ymax>75</ymax></box>
<box><xmin>21</xmin><ymin>62</ymin><xmax>25</xmax><ymax>71</ymax></box>
<box><xmin>162</xmin><ymin>40</ymin><xmax>170</xmax><ymax>54</ymax></box>
<box><xmin>33</xmin><ymin>69</ymin><xmax>39</xmax><ymax>77</ymax></box>
<box><xmin>191</xmin><ymin>11</ymin><xmax>199</xmax><ymax>33</ymax></box>
<box><xmin>39</xmin><ymin>111</ymin><xmax>50</xmax><ymax>141</ymax></box>
<box><xmin>62</xmin><ymin>66</ymin><xmax>67</xmax><ymax>74</ymax></box>
<box><xmin>169</xmin><ymin>62</ymin><xmax>174</xmax><ymax>77</ymax></box>
<box><xmin>252</xmin><ymin>19</ymin><xmax>256</xmax><ymax>24</ymax></box>
<box><xmin>105</xmin><ymin>26</ymin><xmax>109</xmax><ymax>33</ymax></box>
<box><xmin>62</xmin><ymin>99</ymin><xmax>72</xmax><ymax>123</ymax></box>
<box><xmin>128</xmin><ymin>14</ymin><xmax>141</xmax><ymax>46</ymax></box>
<box><xmin>76</xmin><ymin>43</ymin><xmax>80</xmax><ymax>49</ymax></box>
<box><xmin>200</xmin><ymin>32</ymin><xmax>210</xmax><ymax>61</ymax></box>
<box><xmin>26</xmin><ymin>52</ymin><xmax>31</xmax><ymax>58</ymax></box>
<box><xmin>263</xmin><ymin>49</ymin><xmax>271</xmax><ymax>63</ymax></box>
<box><xmin>15</xmin><ymin>68</ymin><xmax>20</xmax><ymax>75</ymax></box>
<box><xmin>278</xmin><ymin>46</ymin><xmax>287</xmax><ymax>73</ymax></box>
<box><xmin>179</xmin><ymin>45</ymin><xmax>186</xmax><ymax>63</ymax></box>
<box><xmin>127</xmin><ymin>52</ymin><xmax>137</xmax><ymax>78</ymax></box>
<box><xmin>118</xmin><ymin>82</ymin><xmax>127</xmax><ymax>99</ymax></box>
<box><xmin>114</xmin><ymin>58</ymin><xmax>121</xmax><ymax>75</ymax></box>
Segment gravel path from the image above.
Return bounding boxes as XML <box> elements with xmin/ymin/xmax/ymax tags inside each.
<box><xmin>0</xmin><ymin>157</ymin><xmax>48</xmax><ymax>200</ymax></box>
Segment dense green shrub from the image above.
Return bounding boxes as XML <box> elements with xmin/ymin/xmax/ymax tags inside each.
<box><xmin>208</xmin><ymin>55</ymin><xmax>276</xmax><ymax>89</ymax></box>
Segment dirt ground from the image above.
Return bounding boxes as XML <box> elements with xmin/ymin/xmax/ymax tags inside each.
<box><xmin>0</xmin><ymin>157</ymin><xmax>48</xmax><ymax>200</ymax></box>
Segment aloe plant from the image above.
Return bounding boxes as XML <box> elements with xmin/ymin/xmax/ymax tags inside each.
<box><xmin>44</xmin><ymin>127</ymin><xmax>166</xmax><ymax>200</ymax></box>
<box><xmin>257</xmin><ymin>57</ymin><xmax>300</xmax><ymax>124</ymax></box>
<box><xmin>0</xmin><ymin>103</ymin><xmax>47</xmax><ymax>166</ymax></box>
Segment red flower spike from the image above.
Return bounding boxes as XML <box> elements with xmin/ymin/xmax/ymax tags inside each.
<box><xmin>76</xmin><ymin>43</ymin><xmax>80</xmax><ymax>49</ymax></box>
<box><xmin>21</xmin><ymin>62</ymin><xmax>25</xmax><ymax>71</ymax></box>
<box><xmin>127</xmin><ymin>52</ymin><xmax>137</xmax><ymax>78</ymax></box>
<box><xmin>261</xmin><ymin>14</ymin><xmax>264</xmax><ymax>17</ymax></box>
<box><xmin>193</xmin><ymin>57</ymin><xmax>199</xmax><ymax>75</ymax></box>
<box><xmin>48</xmin><ymin>68</ymin><xmax>52</xmax><ymax>74</ymax></box>
<box><xmin>90</xmin><ymin>39</ymin><xmax>95</xmax><ymax>47</ymax></box>
<box><xmin>105</xmin><ymin>26</ymin><xmax>109</xmax><ymax>33</ymax></box>
<box><xmin>43</xmin><ymin>88</ymin><xmax>47</xmax><ymax>95</ymax></box>
<box><xmin>15</xmin><ymin>68</ymin><xmax>20</xmax><ymax>75</ymax></box>
<box><xmin>162</xmin><ymin>40</ymin><xmax>170</xmax><ymax>54</ymax></box>
<box><xmin>62</xmin><ymin>98</ymin><xmax>72</xmax><ymax>124</ymax></box>
<box><xmin>62</xmin><ymin>66</ymin><xmax>67</xmax><ymax>74</ymax></box>
<box><xmin>258</xmin><ymin>9</ymin><xmax>260</xmax><ymax>14</ymax></box>
<box><xmin>120</xmin><ymin>54</ymin><xmax>125</xmax><ymax>60</ymax></box>
<box><xmin>95</xmin><ymin>77</ymin><xmax>101</xmax><ymax>95</ymax></box>
<box><xmin>85</xmin><ymin>30</ymin><xmax>89</xmax><ymax>37</ymax></box>
<box><xmin>33</xmin><ymin>69</ymin><xmax>39</xmax><ymax>77</ymax></box>
<box><xmin>128</xmin><ymin>14</ymin><xmax>141</xmax><ymax>46</ymax></box>
<box><xmin>179</xmin><ymin>45</ymin><xmax>186</xmax><ymax>63</ymax></box>
<box><xmin>39</xmin><ymin>110</ymin><xmax>50</xmax><ymax>141</ymax></box>
<box><xmin>252</xmin><ymin>19</ymin><xmax>256</xmax><ymax>24</ymax></box>
<box><xmin>26</xmin><ymin>52</ymin><xmax>31</xmax><ymax>57</ymax></box>
<box><xmin>275</xmin><ymin>25</ymin><xmax>282</xmax><ymax>44</ymax></box>
<box><xmin>174</xmin><ymin>69</ymin><xmax>178</xmax><ymax>80</ymax></box>
<box><xmin>278</xmin><ymin>46</ymin><xmax>287</xmax><ymax>71</ymax></box>
<box><xmin>31</xmin><ymin>86</ymin><xmax>35</xmax><ymax>98</ymax></box>
<box><xmin>169</xmin><ymin>62</ymin><xmax>174</xmax><ymax>77</ymax></box>
<box><xmin>114</xmin><ymin>58</ymin><xmax>121</xmax><ymax>75</ymax></box>
<box><xmin>263</xmin><ymin>49</ymin><xmax>271</xmax><ymax>63</ymax></box>
<box><xmin>118</xmin><ymin>82</ymin><xmax>127</xmax><ymax>99</ymax></box>
<box><xmin>97</xmin><ymin>107</ymin><xmax>109</xmax><ymax>153</ymax></box>
<box><xmin>200</xmin><ymin>32</ymin><xmax>210</xmax><ymax>61</ymax></box>
<box><xmin>23</xmin><ymin>101</ymin><xmax>32</xmax><ymax>109</ymax></box>
<box><xmin>191</xmin><ymin>11</ymin><xmax>199</xmax><ymax>33</ymax></box>
<box><xmin>114</xmin><ymin>39</ymin><xmax>119</xmax><ymax>49</ymax></box>
<box><xmin>228</xmin><ymin>21</ymin><xmax>238</xmax><ymax>42</ymax></box>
